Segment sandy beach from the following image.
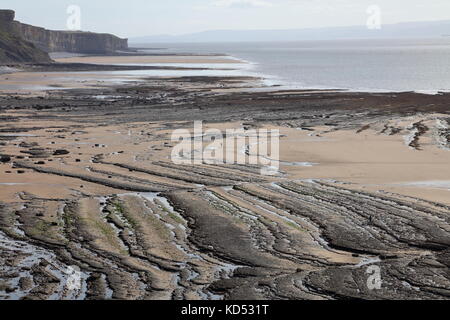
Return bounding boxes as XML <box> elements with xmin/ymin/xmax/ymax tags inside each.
<box><xmin>0</xmin><ymin>54</ymin><xmax>449</xmax><ymax>300</ymax></box>
<box><xmin>0</xmin><ymin>55</ymin><xmax>247</xmax><ymax>95</ymax></box>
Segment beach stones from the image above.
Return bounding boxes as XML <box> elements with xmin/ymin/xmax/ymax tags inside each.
<box><xmin>0</xmin><ymin>155</ymin><xmax>11</xmax><ymax>163</ymax></box>
<box><xmin>18</xmin><ymin>141</ymin><xmax>38</xmax><ymax>148</ymax></box>
<box><xmin>53</xmin><ymin>149</ymin><xmax>70</xmax><ymax>156</ymax></box>
<box><xmin>21</xmin><ymin>148</ymin><xmax>52</xmax><ymax>158</ymax></box>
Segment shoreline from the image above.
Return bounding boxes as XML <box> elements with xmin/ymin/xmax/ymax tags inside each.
<box><xmin>3</xmin><ymin>51</ymin><xmax>450</xmax><ymax>95</ymax></box>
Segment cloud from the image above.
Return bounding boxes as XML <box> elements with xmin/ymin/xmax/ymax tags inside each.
<box><xmin>213</xmin><ymin>0</ymin><xmax>273</xmax><ymax>8</ymax></box>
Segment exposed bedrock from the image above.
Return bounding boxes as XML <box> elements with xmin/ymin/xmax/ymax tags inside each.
<box><xmin>0</xmin><ymin>65</ymin><xmax>449</xmax><ymax>300</ymax></box>
<box><xmin>0</xmin><ymin>177</ymin><xmax>449</xmax><ymax>299</ymax></box>
<box><xmin>162</xmin><ymin>181</ymin><xmax>450</xmax><ymax>299</ymax></box>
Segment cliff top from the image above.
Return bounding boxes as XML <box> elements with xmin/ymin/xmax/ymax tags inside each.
<box><xmin>0</xmin><ymin>9</ymin><xmax>15</xmax><ymax>22</ymax></box>
<box><xmin>2</xmin><ymin>9</ymin><xmax>127</xmax><ymax>41</ymax></box>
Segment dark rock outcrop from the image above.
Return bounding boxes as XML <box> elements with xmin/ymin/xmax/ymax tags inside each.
<box><xmin>0</xmin><ymin>155</ymin><xmax>11</xmax><ymax>163</ymax></box>
<box><xmin>53</xmin><ymin>149</ymin><xmax>70</xmax><ymax>156</ymax></box>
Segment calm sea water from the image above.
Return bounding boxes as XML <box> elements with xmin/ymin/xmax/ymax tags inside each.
<box><xmin>136</xmin><ymin>38</ymin><xmax>450</xmax><ymax>93</ymax></box>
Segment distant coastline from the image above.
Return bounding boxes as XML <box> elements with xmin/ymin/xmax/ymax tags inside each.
<box><xmin>131</xmin><ymin>38</ymin><xmax>450</xmax><ymax>94</ymax></box>
<box><xmin>130</xmin><ymin>19</ymin><xmax>450</xmax><ymax>43</ymax></box>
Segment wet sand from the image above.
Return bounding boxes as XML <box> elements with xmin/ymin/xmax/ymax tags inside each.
<box><xmin>0</xmin><ymin>55</ymin><xmax>246</xmax><ymax>95</ymax></box>
<box><xmin>276</xmin><ymin>117</ymin><xmax>450</xmax><ymax>205</ymax></box>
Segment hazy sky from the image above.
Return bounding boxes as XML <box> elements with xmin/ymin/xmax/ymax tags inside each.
<box><xmin>3</xmin><ymin>0</ymin><xmax>450</xmax><ymax>38</ymax></box>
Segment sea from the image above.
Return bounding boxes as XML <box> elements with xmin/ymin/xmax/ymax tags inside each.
<box><xmin>134</xmin><ymin>38</ymin><xmax>450</xmax><ymax>94</ymax></box>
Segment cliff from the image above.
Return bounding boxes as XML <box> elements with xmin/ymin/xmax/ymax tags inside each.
<box><xmin>13</xmin><ymin>22</ymin><xmax>129</xmax><ymax>54</ymax></box>
<box><xmin>0</xmin><ymin>10</ymin><xmax>51</xmax><ymax>64</ymax></box>
<box><xmin>0</xmin><ymin>9</ymin><xmax>129</xmax><ymax>63</ymax></box>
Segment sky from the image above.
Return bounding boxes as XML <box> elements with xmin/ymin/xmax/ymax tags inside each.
<box><xmin>2</xmin><ymin>0</ymin><xmax>450</xmax><ymax>38</ymax></box>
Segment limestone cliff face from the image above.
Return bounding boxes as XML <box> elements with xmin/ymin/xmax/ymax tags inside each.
<box><xmin>13</xmin><ymin>22</ymin><xmax>129</xmax><ymax>54</ymax></box>
<box><xmin>0</xmin><ymin>9</ymin><xmax>128</xmax><ymax>57</ymax></box>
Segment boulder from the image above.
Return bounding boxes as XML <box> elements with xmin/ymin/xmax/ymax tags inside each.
<box><xmin>53</xmin><ymin>149</ymin><xmax>70</xmax><ymax>156</ymax></box>
<box><xmin>0</xmin><ymin>155</ymin><xmax>11</xmax><ymax>163</ymax></box>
